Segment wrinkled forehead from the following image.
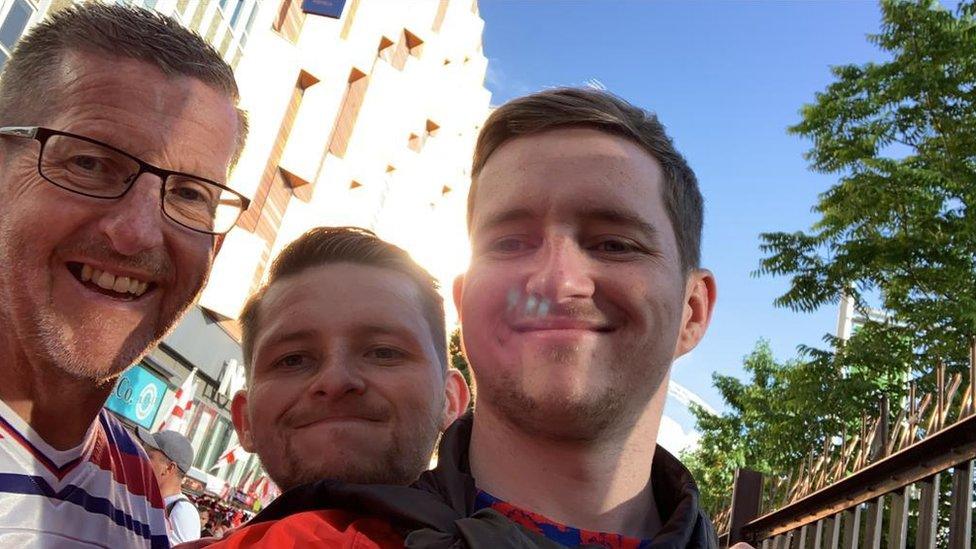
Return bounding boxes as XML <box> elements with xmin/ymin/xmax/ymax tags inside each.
<box><xmin>46</xmin><ymin>51</ymin><xmax>238</xmax><ymax>179</ymax></box>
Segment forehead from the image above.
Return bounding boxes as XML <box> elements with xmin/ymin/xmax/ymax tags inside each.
<box><xmin>46</xmin><ymin>50</ymin><xmax>238</xmax><ymax>180</ymax></box>
<box><xmin>254</xmin><ymin>263</ymin><xmax>432</xmax><ymax>346</ymax></box>
<box><xmin>471</xmin><ymin>128</ymin><xmax>666</xmax><ymax>233</ymax></box>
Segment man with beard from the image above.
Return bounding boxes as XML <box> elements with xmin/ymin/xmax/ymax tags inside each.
<box><xmin>423</xmin><ymin>86</ymin><xmax>721</xmax><ymax>547</ymax></box>
<box><xmin>0</xmin><ymin>4</ymin><xmax>248</xmax><ymax>548</ymax></box>
<box><xmin>184</xmin><ymin>226</ymin><xmax>469</xmax><ymax>547</ymax></box>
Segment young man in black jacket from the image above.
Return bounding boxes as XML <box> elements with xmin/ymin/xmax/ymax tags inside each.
<box><xmin>237</xmin><ymin>88</ymin><xmax>725</xmax><ymax>548</ymax></box>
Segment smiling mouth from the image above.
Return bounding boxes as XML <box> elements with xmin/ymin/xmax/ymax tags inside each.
<box><xmin>513</xmin><ymin>322</ymin><xmax>614</xmax><ymax>334</ymax></box>
<box><xmin>295</xmin><ymin>416</ymin><xmax>382</xmax><ymax>429</ymax></box>
<box><xmin>66</xmin><ymin>261</ymin><xmax>155</xmax><ymax>301</ymax></box>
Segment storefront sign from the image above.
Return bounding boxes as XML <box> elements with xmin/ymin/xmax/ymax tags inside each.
<box><xmin>105</xmin><ymin>363</ymin><xmax>167</xmax><ymax>429</ymax></box>
<box><xmin>302</xmin><ymin>0</ymin><xmax>346</xmax><ymax>18</ymax></box>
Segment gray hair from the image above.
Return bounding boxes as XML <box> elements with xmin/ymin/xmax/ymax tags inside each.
<box><xmin>0</xmin><ymin>2</ymin><xmax>248</xmax><ymax>164</ymax></box>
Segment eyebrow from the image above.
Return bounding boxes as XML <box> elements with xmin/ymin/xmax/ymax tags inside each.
<box><xmin>474</xmin><ymin>206</ymin><xmax>659</xmax><ymax>242</ymax></box>
<box><xmin>256</xmin><ymin>328</ymin><xmax>318</xmax><ymax>354</ymax></box>
<box><xmin>579</xmin><ymin>207</ymin><xmax>660</xmax><ymax>242</ymax></box>
<box><xmin>473</xmin><ymin>207</ymin><xmax>535</xmax><ymax>236</ymax></box>
<box><xmin>353</xmin><ymin>324</ymin><xmax>420</xmax><ymax>344</ymax></box>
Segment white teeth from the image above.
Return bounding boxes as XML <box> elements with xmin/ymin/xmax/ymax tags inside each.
<box><xmin>78</xmin><ymin>264</ymin><xmax>149</xmax><ymax>297</ymax></box>
<box><xmin>113</xmin><ymin>276</ymin><xmax>130</xmax><ymax>293</ymax></box>
<box><xmin>96</xmin><ymin>270</ymin><xmax>116</xmax><ymax>291</ymax></box>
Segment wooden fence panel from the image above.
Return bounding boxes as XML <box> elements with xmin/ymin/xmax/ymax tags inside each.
<box><xmin>861</xmin><ymin>496</ymin><xmax>882</xmax><ymax>549</ymax></box>
<box><xmin>812</xmin><ymin>520</ymin><xmax>824</xmax><ymax>549</ymax></box>
<box><xmin>916</xmin><ymin>474</ymin><xmax>940</xmax><ymax>549</ymax></box>
<box><xmin>948</xmin><ymin>461</ymin><xmax>974</xmax><ymax>549</ymax></box>
<box><xmin>888</xmin><ymin>488</ymin><xmax>909</xmax><ymax>549</ymax></box>
<box><xmin>841</xmin><ymin>507</ymin><xmax>860</xmax><ymax>549</ymax></box>
<box><xmin>824</xmin><ymin>515</ymin><xmax>841</xmax><ymax>549</ymax></box>
<box><xmin>797</xmin><ymin>524</ymin><xmax>809</xmax><ymax>549</ymax></box>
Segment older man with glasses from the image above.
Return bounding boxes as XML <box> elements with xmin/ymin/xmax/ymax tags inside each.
<box><xmin>0</xmin><ymin>4</ymin><xmax>247</xmax><ymax>548</ymax></box>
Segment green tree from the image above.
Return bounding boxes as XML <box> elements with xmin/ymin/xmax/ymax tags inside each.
<box><xmin>758</xmin><ymin>0</ymin><xmax>976</xmax><ymax>378</ymax></box>
<box><xmin>690</xmin><ymin>3</ymin><xmax>976</xmax><ymax>517</ymax></box>
<box><xmin>449</xmin><ymin>328</ymin><xmax>474</xmax><ymax>409</ymax></box>
<box><xmin>685</xmin><ymin>341</ymin><xmax>833</xmax><ymax>514</ymax></box>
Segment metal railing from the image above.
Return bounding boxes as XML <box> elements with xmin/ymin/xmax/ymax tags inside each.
<box><xmin>717</xmin><ymin>339</ymin><xmax>976</xmax><ymax>548</ymax></box>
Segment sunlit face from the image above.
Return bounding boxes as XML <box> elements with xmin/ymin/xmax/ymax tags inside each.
<box><xmin>233</xmin><ymin>264</ymin><xmax>466</xmax><ymax>490</ymax></box>
<box><xmin>456</xmin><ymin>128</ymin><xmax>712</xmax><ymax>441</ymax></box>
<box><xmin>0</xmin><ymin>51</ymin><xmax>238</xmax><ymax>380</ymax></box>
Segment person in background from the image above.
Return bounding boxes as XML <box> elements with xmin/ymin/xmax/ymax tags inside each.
<box><xmin>0</xmin><ymin>3</ymin><xmax>248</xmax><ymax>547</ymax></box>
<box><xmin>199</xmin><ymin>508</ymin><xmax>214</xmax><ymax>539</ymax></box>
<box><xmin>140</xmin><ymin>429</ymin><xmax>202</xmax><ymax>544</ymax></box>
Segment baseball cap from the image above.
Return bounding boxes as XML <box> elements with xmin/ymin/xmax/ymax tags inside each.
<box><xmin>137</xmin><ymin>428</ymin><xmax>194</xmax><ymax>474</ymax></box>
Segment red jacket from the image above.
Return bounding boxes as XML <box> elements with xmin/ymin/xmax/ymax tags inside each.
<box><xmin>177</xmin><ymin>510</ymin><xmax>404</xmax><ymax>548</ymax></box>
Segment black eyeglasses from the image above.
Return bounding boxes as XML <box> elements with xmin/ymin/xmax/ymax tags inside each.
<box><xmin>0</xmin><ymin>126</ymin><xmax>250</xmax><ymax>235</ymax></box>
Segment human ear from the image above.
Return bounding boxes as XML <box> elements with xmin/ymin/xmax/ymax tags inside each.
<box><xmin>439</xmin><ymin>369</ymin><xmax>471</xmax><ymax>430</ymax></box>
<box><xmin>673</xmin><ymin>269</ymin><xmax>716</xmax><ymax>358</ymax></box>
<box><xmin>230</xmin><ymin>390</ymin><xmax>255</xmax><ymax>451</ymax></box>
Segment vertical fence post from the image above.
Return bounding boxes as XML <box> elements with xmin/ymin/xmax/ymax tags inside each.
<box><xmin>915</xmin><ymin>474</ymin><xmax>940</xmax><ymax>549</ymax></box>
<box><xmin>824</xmin><ymin>514</ymin><xmax>841</xmax><ymax>549</ymax></box>
<box><xmin>813</xmin><ymin>519</ymin><xmax>824</xmax><ymax>549</ymax></box>
<box><xmin>888</xmin><ymin>487</ymin><xmax>909</xmax><ymax>549</ymax></box>
<box><xmin>728</xmin><ymin>468</ymin><xmax>763</xmax><ymax>545</ymax></box>
<box><xmin>862</xmin><ymin>496</ymin><xmax>883</xmax><ymax>549</ymax></box>
<box><xmin>948</xmin><ymin>460</ymin><xmax>974</xmax><ymax>549</ymax></box>
<box><xmin>841</xmin><ymin>507</ymin><xmax>860</xmax><ymax>549</ymax></box>
<box><xmin>796</xmin><ymin>524</ymin><xmax>808</xmax><ymax>549</ymax></box>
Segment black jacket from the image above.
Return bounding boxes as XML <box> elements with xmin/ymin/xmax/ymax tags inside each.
<box><xmin>414</xmin><ymin>413</ymin><xmax>719</xmax><ymax>548</ymax></box>
<box><xmin>250</xmin><ymin>413</ymin><xmax>718</xmax><ymax>548</ymax></box>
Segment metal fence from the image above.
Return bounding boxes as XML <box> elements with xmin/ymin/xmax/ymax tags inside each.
<box><xmin>715</xmin><ymin>341</ymin><xmax>976</xmax><ymax>548</ymax></box>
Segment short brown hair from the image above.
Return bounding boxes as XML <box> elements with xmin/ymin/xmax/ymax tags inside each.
<box><xmin>239</xmin><ymin>227</ymin><xmax>447</xmax><ymax>377</ymax></box>
<box><xmin>0</xmin><ymin>2</ymin><xmax>248</xmax><ymax>165</ymax></box>
<box><xmin>470</xmin><ymin>87</ymin><xmax>703</xmax><ymax>272</ymax></box>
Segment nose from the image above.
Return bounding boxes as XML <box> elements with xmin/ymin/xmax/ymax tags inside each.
<box><xmin>524</xmin><ymin>235</ymin><xmax>595</xmax><ymax>303</ymax></box>
<box><xmin>97</xmin><ymin>173</ymin><xmax>165</xmax><ymax>256</ymax></box>
<box><xmin>307</xmin><ymin>352</ymin><xmax>367</xmax><ymax>398</ymax></box>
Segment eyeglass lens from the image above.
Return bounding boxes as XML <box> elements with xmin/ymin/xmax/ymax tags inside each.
<box><xmin>40</xmin><ymin>133</ymin><xmax>243</xmax><ymax>233</ymax></box>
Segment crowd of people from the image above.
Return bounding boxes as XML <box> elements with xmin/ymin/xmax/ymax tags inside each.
<box><xmin>0</xmin><ymin>3</ymin><xmax>751</xmax><ymax>548</ymax></box>
<box><xmin>192</xmin><ymin>496</ymin><xmax>251</xmax><ymax>539</ymax></box>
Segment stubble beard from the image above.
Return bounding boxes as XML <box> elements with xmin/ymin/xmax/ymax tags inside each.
<box><xmin>480</xmin><ymin>343</ymin><xmax>670</xmax><ymax>443</ymax></box>
<box><xmin>0</xmin><ymin>228</ymin><xmax>200</xmax><ymax>383</ymax></box>
<box><xmin>258</xmin><ymin>405</ymin><xmax>444</xmax><ymax>491</ymax></box>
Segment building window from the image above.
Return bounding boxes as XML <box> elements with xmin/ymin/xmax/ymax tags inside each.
<box><xmin>328</xmin><ymin>68</ymin><xmax>369</xmax><ymax>158</ymax></box>
<box><xmin>390</xmin><ymin>29</ymin><xmax>424</xmax><ymax>70</ymax></box>
<box><xmin>377</xmin><ymin>36</ymin><xmax>394</xmax><ymax>63</ymax></box>
<box><xmin>0</xmin><ymin>0</ymin><xmax>35</xmax><ymax>72</ymax></box>
<box><xmin>273</xmin><ymin>0</ymin><xmax>304</xmax><ymax>43</ymax></box>
<box><xmin>407</xmin><ymin>120</ymin><xmax>439</xmax><ymax>153</ymax></box>
<box><xmin>407</xmin><ymin>133</ymin><xmax>422</xmax><ymax>153</ymax></box>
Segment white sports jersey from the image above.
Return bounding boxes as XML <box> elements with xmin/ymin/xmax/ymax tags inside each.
<box><xmin>0</xmin><ymin>399</ymin><xmax>169</xmax><ymax>548</ymax></box>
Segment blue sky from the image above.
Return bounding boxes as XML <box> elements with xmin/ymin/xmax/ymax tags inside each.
<box><xmin>477</xmin><ymin>1</ymin><xmax>891</xmax><ymax>444</ymax></box>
